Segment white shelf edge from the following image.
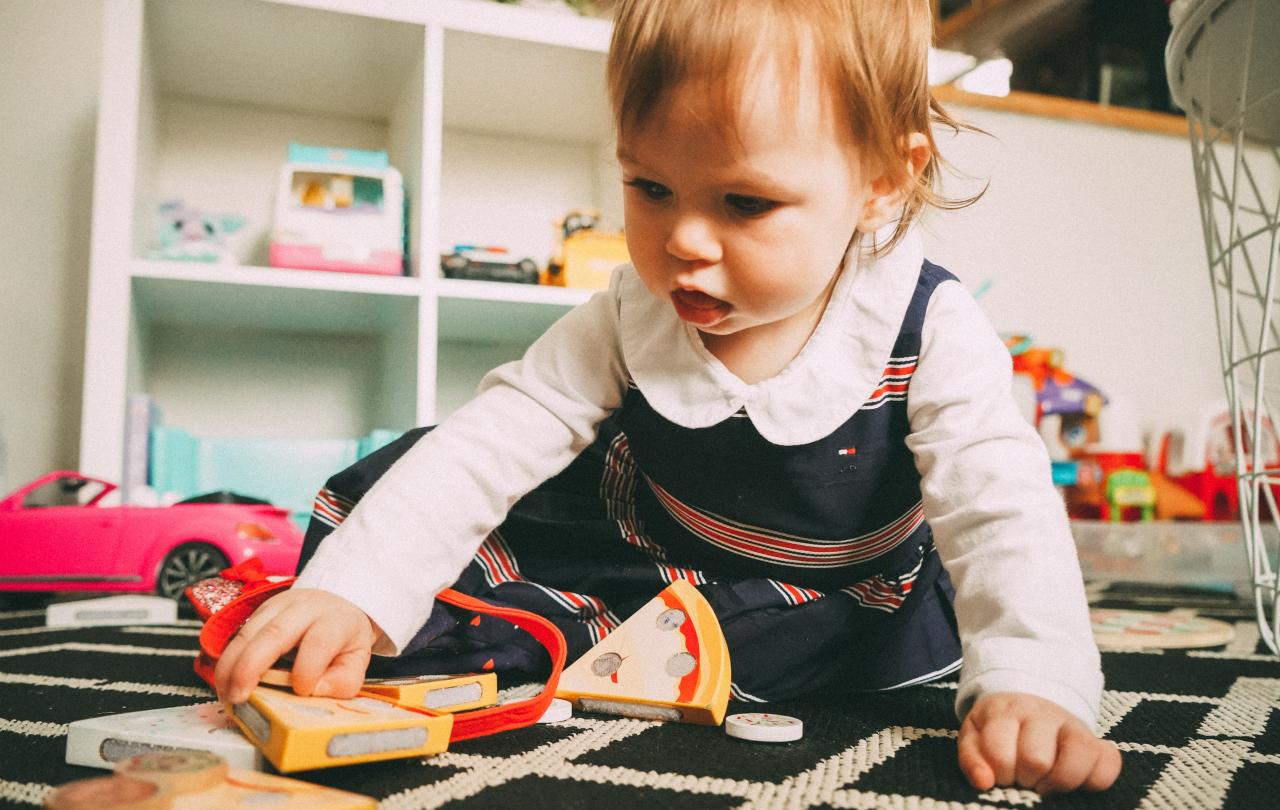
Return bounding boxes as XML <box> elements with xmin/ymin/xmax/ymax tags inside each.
<box><xmin>437</xmin><ymin>277</ymin><xmax>593</xmax><ymax>307</ymax></box>
<box><xmin>261</xmin><ymin>0</ymin><xmax>613</xmax><ymax>52</ymax></box>
<box><xmin>130</xmin><ymin>259</ymin><xmax>426</xmax><ymax>298</ymax></box>
<box><xmin>263</xmin><ymin>0</ymin><xmax>431</xmax><ymax>24</ymax></box>
<box><xmin>432</xmin><ymin>0</ymin><xmax>612</xmax><ymax>52</ymax></box>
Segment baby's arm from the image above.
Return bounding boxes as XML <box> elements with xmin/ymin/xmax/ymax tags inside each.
<box><xmin>214</xmin><ymin>273</ymin><xmax>629</xmax><ymax>702</ymax></box>
<box><xmin>905</xmin><ymin>280</ymin><xmax>1117</xmax><ymax>793</ymax></box>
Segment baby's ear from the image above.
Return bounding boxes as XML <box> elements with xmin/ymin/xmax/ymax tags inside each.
<box><xmin>857</xmin><ymin>132</ymin><xmax>931</xmax><ymax>232</ymax></box>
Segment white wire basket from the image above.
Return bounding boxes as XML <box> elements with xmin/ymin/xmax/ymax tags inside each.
<box><xmin>1167</xmin><ymin>0</ymin><xmax>1280</xmax><ymax>654</ymax></box>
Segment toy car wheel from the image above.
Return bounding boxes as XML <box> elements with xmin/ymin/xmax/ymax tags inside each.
<box><xmin>156</xmin><ymin>543</ymin><xmax>229</xmax><ymax>600</ymax></box>
<box><xmin>517</xmin><ymin>258</ymin><xmax>538</xmax><ymax>275</ymax></box>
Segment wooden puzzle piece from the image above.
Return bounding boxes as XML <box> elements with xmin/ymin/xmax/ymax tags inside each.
<box><xmin>46</xmin><ymin>595</ymin><xmax>176</xmax><ymax>628</ymax></box>
<box><xmin>66</xmin><ymin>702</ymin><xmax>263</xmax><ymax>772</ymax></box>
<box><xmin>226</xmin><ymin>685</ymin><xmax>453</xmax><ymax>772</ymax></box>
<box><xmin>44</xmin><ymin>750</ymin><xmax>374</xmax><ymax>808</ymax></box>
<box><xmin>361</xmin><ymin>672</ymin><xmax>498</xmax><ymax>713</ymax></box>
<box><xmin>556</xmin><ymin>579</ymin><xmax>730</xmax><ymax>725</ymax></box>
<box><xmin>255</xmin><ymin>658</ymin><xmax>497</xmax><ymax>714</ymax></box>
<box><xmin>1090</xmin><ymin>607</ymin><xmax>1236</xmax><ymax>649</ymax></box>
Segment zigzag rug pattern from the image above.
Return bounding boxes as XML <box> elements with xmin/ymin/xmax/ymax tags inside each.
<box><xmin>0</xmin><ymin>592</ymin><xmax>1276</xmax><ymax>809</ymax></box>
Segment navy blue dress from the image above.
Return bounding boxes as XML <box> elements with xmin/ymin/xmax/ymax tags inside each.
<box><xmin>298</xmin><ymin>261</ymin><xmax>963</xmax><ymax>701</ymax></box>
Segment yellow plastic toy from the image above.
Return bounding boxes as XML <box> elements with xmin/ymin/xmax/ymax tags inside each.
<box><xmin>543</xmin><ymin>209</ymin><xmax>629</xmax><ymax>291</ymax></box>
<box><xmin>556</xmin><ymin>579</ymin><xmax>731</xmax><ymax>725</ymax></box>
<box><xmin>226</xmin><ymin>685</ymin><xmax>453</xmax><ymax>772</ymax></box>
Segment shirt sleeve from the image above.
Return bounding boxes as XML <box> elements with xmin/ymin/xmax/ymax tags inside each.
<box><xmin>905</xmin><ymin>279</ymin><xmax>1104</xmax><ymax>730</ymax></box>
<box><xmin>293</xmin><ymin>271</ymin><xmax>630</xmax><ymax>654</ymax></box>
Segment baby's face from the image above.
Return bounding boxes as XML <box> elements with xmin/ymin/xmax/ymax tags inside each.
<box><xmin>616</xmin><ymin>52</ymin><xmax>875</xmax><ymax>342</ymax></box>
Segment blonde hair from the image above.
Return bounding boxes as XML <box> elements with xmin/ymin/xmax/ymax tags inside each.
<box><xmin>607</xmin><ymin>0</ymin><xmax>980</xmax><ymax>255</ymax></box>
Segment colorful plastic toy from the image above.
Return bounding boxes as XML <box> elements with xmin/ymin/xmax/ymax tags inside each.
<box><xmin>150</xmin><ymin>200</ymin><xmax>246</xmax><ymax>264</ymax></box>
<box><xmin>0</xmin><ymin>471</ymin><xmax>303</xmax><ymax>600</ymax></box>
<box><xmin>1004</xmin><ymin>334</ymin><xmax>1106</xmax><ymax>454</ymax></box>
<box><xmin>1151</xmin><ymin>402</ymin><xmax>1280</xmax><ymax>521</ymax></box>
<box><xmin>441</xmin><ymin>245</ymin><xmax>540</xmax><ymax>283</ymax></box>
<box><xmin>543</xmin><ymin>208</ymin><xmax>629</xmax><ymax>290</ymax></box>
<box><xmin>1103</xmin><ymin>468</ymin><xmax>1157</xmax><ymax>522</ymax></box>
<box><xmin>268</xmin><ymin>143</ymin><xmax>406</xmax><ymax>276</ymax></box>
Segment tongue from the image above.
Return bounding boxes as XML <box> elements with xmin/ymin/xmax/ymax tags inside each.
<box><xmin>674</xmin><ymin>289</ymin><xmax>722</xmax><ymax>310</ymax></box>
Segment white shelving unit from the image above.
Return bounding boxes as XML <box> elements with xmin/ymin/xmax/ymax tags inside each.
<box><xmin>80</xmin><ymin>0</ymin><xmax>619</xmax><ymax>481</ymax></box>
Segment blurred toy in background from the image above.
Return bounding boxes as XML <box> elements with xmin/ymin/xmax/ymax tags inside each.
<box><xmin>1150</xmin><ymin>402</ymin><xmax>1280</xmax><ymax>521</ymax></box>
<box><xmin>1005</xmin><ymin>334</ymin><xmax>1211</xmax><ymax>522</ymax></box>
<box><xmin>441</xmin><ymin>245</ymin><xmax>540</xmax><ymax>284</ymax></box>
<box><xmin>1005</xmin><ymin>335</ymin><xmax>1106</xmax><ymax>450</ymax></box>
<box><xmin>543</xmin><ymin>208</ymin><xmax>629</xmax><ymax>290</ymax></box>
<box><xmin>150</xmin><ymin>200</ymin><xmax>246</xmax><ymax>264</ymax></box>
<box><xmin>269</xmin><ymin>143</ymin><xmax>406</xmax><ymax>276</ymax></box>
<box><xmin>1103</xmin><ymin>468</ymin><xmax>1156</xmax><ymax>522</ymax></box>
<box><xmin>1006</xmin><ymin>334</ymin><xmax>1106</xmax><ymax>495</ymax></box>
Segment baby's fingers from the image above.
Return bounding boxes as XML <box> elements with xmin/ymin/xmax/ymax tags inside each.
<box><xmin>958</xmin><ymin>714</ymin><xmax>1019</xmax><ymax>791</ymax></box>
<box><xmin>1081</xmin><ymin>740</ymin><xmax>1122</xmax><ymax>792</ymax></box>
<box><xmin>289</xmin><ymin>625</ymin><xmax>371</xmax><ymax>699</ymax></box>
<box><xmin>1034</xmin><ymin>729</ymin><xmax>1121</xmax><ymax>795</ymax></box>
<box><xmin>308</xmin><ymin>647</ymin><xmax>372</xmax><ymax>700</ymax></box>
<box><xmin>957</xmin><ymin>724</ymin><xmax>995</xmax><ymax>791</ymax></box>
<box><xmin>218</xmin><ymin>608</ymin><xmax>312</xmax><ymax>704</ymax></box>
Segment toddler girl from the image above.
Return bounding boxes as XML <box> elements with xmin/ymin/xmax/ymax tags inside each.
<box><xmin>216</xmin><ymin>0</ymin><xmax>1120</xmax><ymax>795</ymax></box>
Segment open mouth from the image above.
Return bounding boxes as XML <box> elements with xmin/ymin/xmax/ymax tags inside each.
<box><xmin>671</xmin><ymin>289</ymin><xmax>730</xmax><ymax>327</ymax></box>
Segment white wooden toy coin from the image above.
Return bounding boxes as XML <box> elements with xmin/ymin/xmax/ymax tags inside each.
<box><xmin>725</xmin><ymin>713</ymin><xmax>804</xmax><ymax>743</ymax></box>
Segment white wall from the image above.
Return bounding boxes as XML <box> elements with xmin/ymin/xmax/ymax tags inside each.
<box><xmin>0</xmin><ymin>0</ymin><xmax>104</xmax><ymax>493</ymax></box>
<box><xmin>920</xmin><ymin>103</ymin><xmax>1223</xmax><ymax>447</ymax></box>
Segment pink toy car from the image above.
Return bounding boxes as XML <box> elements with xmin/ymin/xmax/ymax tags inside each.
<box><xmin>0</xmin><ymin>471</ymin><xmax>304</xmax><ymax>600</ymax></box>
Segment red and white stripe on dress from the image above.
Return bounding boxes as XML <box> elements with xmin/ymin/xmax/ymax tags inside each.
<box><xmin>476</xmin><ymin>530</ymin><xmax>621</xmax><ymax>644</ymax></box>
<box><xmin>840</xmin><ymin>549</ymin><xmax>925</xmax><ymax>613</ymax></box>
<box><xmin>861</xmin><ymin>355</ymin><xmax>918</xmax><ymax>411</ymax></box>
<box><xmin>600</xmin><ymin>433</ymin><xmax>708</xmax><ymax>586</ymax></box>
<box><xmin>646</xmin><ymin>475</ymin><xmax>925</xmax><ymax>570</ymax></box>
<box><xmin>312</xmin><ymin>487</ymin><xmax>355</xmax><ymax>530</ymax></box>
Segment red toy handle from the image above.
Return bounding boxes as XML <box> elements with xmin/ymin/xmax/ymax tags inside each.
<box><xmin>194</xmin><ymin>578</ymin><xmax>567</xmax><ymax>742</ymax></box>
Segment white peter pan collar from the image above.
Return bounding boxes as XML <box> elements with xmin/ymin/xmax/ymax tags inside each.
<box><xmin>618</xmin><ymin>225</ymin><xmax>924</xmax><ymax>446</ymax></box>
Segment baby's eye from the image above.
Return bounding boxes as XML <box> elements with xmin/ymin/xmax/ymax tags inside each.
<box><xmin>725</xmin><ymin>194</ymin><xmax>778</xmax><ymax>217</ymax></box>
<box><xmin>625</xmin><ymin>178</ymin><xmax>672</xmax><ymax>202</ymax></box>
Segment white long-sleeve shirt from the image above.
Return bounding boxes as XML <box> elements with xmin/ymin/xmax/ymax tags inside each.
<box><xmin>294</xmin><ymin>230</ymin><xmax>1104</xmax><ymax>730</ymax></box>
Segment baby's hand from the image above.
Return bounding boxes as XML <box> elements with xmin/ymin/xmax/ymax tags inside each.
<box><xmin>213</xmin><ymin>588</ymin><xmax>378</xmax><ymax>705</ymax></box>
<box><xmin>958</xmin><ymin>692</ymin><xmax>1121</xmax><ymax>795</ymax></box>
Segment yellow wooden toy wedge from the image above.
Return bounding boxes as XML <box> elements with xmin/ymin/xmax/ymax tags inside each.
<box><xmin>44</xmin><ymin>750</ymin><xmax>375</xmax><ymax>809</ymax></box>
<box><xmin>556</xmin><ymin>579</ymin><xmax>730</xmax><ymax>725</ymax></box>
<box><xmin>360</xmin><ymin>672</ymin><xmax>498</xmax><ymax>713</ymax></box>
<box><xmin>225</xmin><ymin>686</ymin><xmax>452</xmax><ymax>772</ymax></box>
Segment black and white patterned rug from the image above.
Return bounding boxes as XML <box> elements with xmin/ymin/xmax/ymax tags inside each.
<box><xmin>0</xmin><ymin>588</ymin><xmax>1277</xmax><ymax>809</ymax></box>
